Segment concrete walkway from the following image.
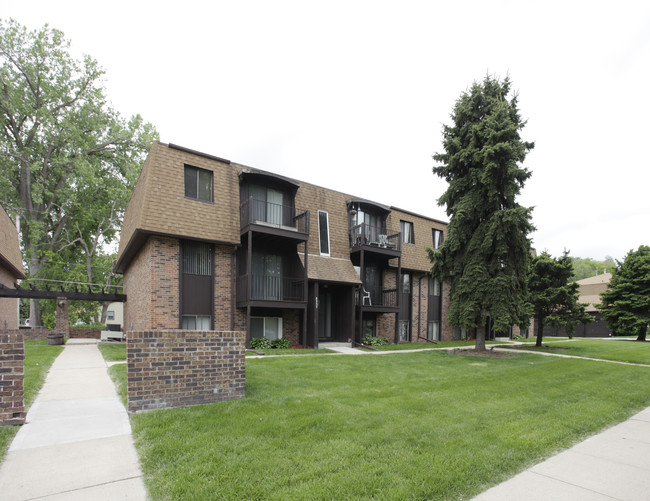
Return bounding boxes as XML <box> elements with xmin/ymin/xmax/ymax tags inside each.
<box><xmin>473</xmin><ymin>406</ymin><xmax>650</xmax><ymax>500</ymax></box>
<box><xmin>0</xmin><ymin>339</ymin><xmax>147</xmax><ymax>500</ymax></box>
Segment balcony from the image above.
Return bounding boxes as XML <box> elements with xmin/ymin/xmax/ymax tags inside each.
<box><xmin>357</xmin><ymin>286</ymin><xmax>399</xmax><ymax>312</ymax></box>
<box><xmin>240</xmin><ymin>197</ymin><xmax>309</xmax><ymax>240</ymax></box>
<box><xmin>349</xmin><ymin>223</ymin><xmax>401</xmax><ymax>257</ymax></box>
<box><xmin>237</xmin><ymin>274</ymin><xmax>306</xmax><ymax>307</ymax></box>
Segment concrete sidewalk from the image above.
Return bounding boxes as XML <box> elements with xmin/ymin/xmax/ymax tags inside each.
<box><xmin>0</xmin><ymin>339</ymin><xmax>147</xmax><ymax>500</ymax></box>
<box><xmin>473</xmin><ymin>406</ymin><xmax>650</xmax><ymax>500</ymax></box>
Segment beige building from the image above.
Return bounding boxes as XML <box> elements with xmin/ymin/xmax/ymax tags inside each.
<box><xmin>117</xmin><ymin>143</ymin><xmax>451</xmax><ymax>346</ymax></box>
<box><xmin>0</xmin><ymin>206</ymin><xmax>25</xmax><ymax>329</ymax></box>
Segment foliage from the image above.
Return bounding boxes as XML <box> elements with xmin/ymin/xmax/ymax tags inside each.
<box><xmin>0</xmin><ymin>19</ymin><xmax>158</xmax><ymax>326</ymax></box>
<box><xmin>250</xmin><ymin>337</ymin><xmax>272</xmax><ymax>350</ymax></box>
<box><xmin>129</xmin><ymin>351</ymin><xmax>650</xmax><ymax>500</ymax></box>
<box><xmin>528</xmin><ymin>251</ymin><xmax>590</xmax><ymax>347</ymax></box>
<box><xmin>599</xmin><ymin>245</ymin><xmax>650</xmax><ymax>341</ymax></box>
<box><xmin>571</xmin><ymin>256</ymin><xmax>616</xmax><ymax>281</ymax></box>
<box><xmin>71</xmin><ymin>322</ymin><xmax>106</xmax><ymax>330</ymax></box>
<box><xmin>271</xmin><ymin>337</ymin><xmax>292</xmax><ymax>349</ymax></box>
<box><xmin>429</xmin><ymin>75</ymin><xmax>535</xmax><ymax>350</ymax></box>
<box><xmin>362</xmin><ymin>335</ymin><xmax>390</xmax><ymax>346</ymax></box>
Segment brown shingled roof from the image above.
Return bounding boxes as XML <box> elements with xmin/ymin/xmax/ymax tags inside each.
<box><xmin>299</xmin><ymin>254</ymin><xmax>362</xmax><ymax>285</ymax></box>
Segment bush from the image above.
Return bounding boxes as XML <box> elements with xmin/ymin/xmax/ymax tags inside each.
<box><xmin>250</xmin><ymin>337</ymin><xmax>272</xmax><ymax>350</ymax></box>
<box><xmin>271</xmin><ymin>338</ymin><xmax>291</xmax><ymax>349</ymax></box>
<box><xmin>362</xmin><ymin>336</ymin><xmax>390</xmax><ymax>346</ymax></box>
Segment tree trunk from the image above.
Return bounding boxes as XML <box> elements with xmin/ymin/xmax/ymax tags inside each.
<box><xmin>637</xmin><ymin>324</ymin><xmax>647</xmax><ymax>342</ymax></box>
<box><xmin>535</xmin><ymin>318</ymin><xmax>544</xmax><ymax>347</ymax></box>
<box><xmin>28</xmin><ymin>252</ymin><xmax>42</xmax><ymax>327</ymax></box>
<box><xmin>475</xmin><ymin>321</ymin><xmax>486</xmax><ymax>352</ymax></box>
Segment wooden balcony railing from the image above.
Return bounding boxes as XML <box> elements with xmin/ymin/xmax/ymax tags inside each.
<box><xmin>240</xmin><ymin>197</ymin><xmax>309</xmax><ymax>234</ymax></box>
<box><xmin>237</xmin><ymin>274</ymin><xmax>305</xmax><ymax>303</ymax></box>
<box><xmin>349</xmin><ymin>223</ymin><xmax>401</xmax><ymax>252</ymax></box>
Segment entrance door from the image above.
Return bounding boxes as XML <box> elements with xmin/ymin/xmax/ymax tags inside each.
<box><xmin>318</xmin><ymin>292</ymin><xmax>333</xmax><ymax>340</ymax></box>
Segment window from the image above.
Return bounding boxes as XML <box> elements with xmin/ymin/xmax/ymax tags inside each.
<box><xmin>401</xmin><ymin>273</ymin><xmax>411</xmax><ymax>294</ymax></box>
<box><xmin>401</xmin><ymin>220</ymin><xmax>414</xmax><ymax>244</ymax></box>
<box><xmin>184</xmin><ymin>165</ymin><xmax>213</xmax><ymax>202</ymax></box>
<box><xmin>182</xmin><ymin>241</ymin><xmax>212</xmax><ymax>275</ymax></box>
<box><xmin>428</xmin><ymin>320</ymin><xmax>440</xmax><ymax>341</ymax></box>
<box><xmin>250</xmin><ymin>185</ymin><xmax>284</xmax><ymax>225</ymax></box>
<box><xmin>107</xmin><ymin>310</ymin><xmax>115</xmax><ymax>321</ymax></box>
<box><xmin>429</xmin><ymin>276</ymin><xmax>441</xmax><ymax>296</ymax></box>
<box><xmin>432</xmin><ymin>229</ymin><xmax>444</xmax><ymax>249</ymax></box>
<box><xmin>318</xmin><ymin>210</ymin><xmax>330</xmax><ymax>256</ymax></box>
<box><xmin>182</xmin><ymin>315</ymin><xmax>211</xmax><ymax>330</ymax></box>
<box><xmin>251</xmin><ymin>316</ymin><xmax>282</xmax><ymax>340</ymax></box>
<box><xmin>454</xmin><ymin>327</ymin><xmax>469</xmax><ymax>340</ymax></box>
<box><xmin>399</xmin><ymin>321</ymin><xmax>410</xmax><ymax>342</ymax></box>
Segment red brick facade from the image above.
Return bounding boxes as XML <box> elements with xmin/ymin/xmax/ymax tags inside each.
<box><xmin>127</xmin><ymin>330</ymin><xmax>245</xmax><ymax>413</ymax></box>
<box><xmin>0</xmin><ymin>331</ymin><xmax>25</xmax><ymax>426</ymax></box>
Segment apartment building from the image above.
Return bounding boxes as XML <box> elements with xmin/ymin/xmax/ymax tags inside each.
<box><xmin>0</xmin><ymin>205</ymin><xmax>25</xmax><ymax>329</ymax></box>
<box><xmin>116</xmin><ymin>142</ymin><xmax>451</xmax><ymax>347</ymax></box>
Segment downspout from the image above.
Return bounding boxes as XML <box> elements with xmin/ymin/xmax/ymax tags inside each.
<box><xmin>418</xmin><ymin>274</ymin><xmax>424</xmax><ymax>341</ymax></box>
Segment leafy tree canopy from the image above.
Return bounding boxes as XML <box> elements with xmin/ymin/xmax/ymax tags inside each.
<box><xmin>0</xmin><ymin>19</ymin><xmax>158</xmax><ymax>326</ymax></box>
<box><xmin>528</xmin><ymin>251</ymin><xmax>589</xmax><ymax>347</ymax></box>
<box><xmin>428</xmin><ymin>75</ymin><xmax>534</xmax><ymax>350</ymax></box>
<box><xmin>599</xmin><ymin>245</ymin><xmax>650</xmax><ymax>341</ymax></box>
<box><xmin>570</xmin><ymin>256</ymin><xmax>616</xmax><ymax>281</ymax></box>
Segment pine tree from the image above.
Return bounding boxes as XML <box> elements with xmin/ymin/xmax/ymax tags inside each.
<box><xmin>599</xmin><ymin>245</ymin><xmax>650</xmax><ymax>341</ymax></box>
<box><xmin>429</xmin><ymin>75</ymin><xmax>535</xmax><ymax>351</ymax></box>
<box><xmin>528</xmin><ymin>251</ymin><xmax>589</xmax><ymax>347</ymax></box>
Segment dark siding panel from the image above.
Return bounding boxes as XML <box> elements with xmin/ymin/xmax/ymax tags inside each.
<box><xmin>182</xmin><ymin>274</ymin><xmax>212</xmax><ymax>315</ymax></box>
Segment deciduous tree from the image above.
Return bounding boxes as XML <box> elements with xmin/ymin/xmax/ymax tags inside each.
<box><xmin>0</xmin><ymin>19</ymin><xmax>157</xmax><ymax>325</ymax></box>
<box><xmin>599</xmin><ymin>245</ymin><xmax>650</xmax><ymax>341</ymax></box>
<box><xmin>429</xmin><ymin>75</ymin><xmax>534</xmax><ymax>351</ymax></box>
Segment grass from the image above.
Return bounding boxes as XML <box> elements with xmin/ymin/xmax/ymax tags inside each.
<box><xmin>373</xmin><ymin>340</ymin><xmax>502</xmax><ymax>351</ymax></box>
<box><xmin>124</xmin><ymin>348</ymin><xmax>650</xmax><ymax>500</ymax></box>
<box><xmin>246</xmin><ymin>348</ymin><xmax>335</xmax><ymax>357</ymax></box>
<box><xmin>0</xmin><ymin>340</ymin><xmax>63</xmax><ymax>463</ymax></box>
<box><xmin>97</xmin><ymin>342</ymin><xmax>127</xmax><ymax>362</ymax></box>
<box><xmin>509</xmin><ymin>338</ymin><xmax>650</xmax><ymax>365</ymax></box>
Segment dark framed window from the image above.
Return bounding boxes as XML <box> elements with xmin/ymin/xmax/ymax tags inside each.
<box><xmin>318</xmin><ymin>210</ymin><xmax>330</xmax><ymax>256</ymax></box>
<box><xmin>401</xmin><ymin>220</ymin><xmax>414</xmax><ymax>244</ymax></box>
<box><xmin>182</xmin><ymin>241</ymin><xmax>212</xmax><ymax>275</ymax></box>
<box><xmin>432</xmin><ymin>229</ymin><xmax>444</xmax><ymax>249</ymax></box>
<box><xmin>184</xmin><ymin>165</ymin><xmax>213</xmax><ymax>202</ymax></box>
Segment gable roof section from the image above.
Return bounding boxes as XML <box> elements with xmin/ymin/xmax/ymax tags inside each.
<box><xmin>116</xmin><ymin>142</ymin><xmax>241</xmax><ymax>273</ymax></box>
<box><xmin>299</xmin><ymin>254</ymin><xmax>362</xmax><ymax>285</ymax></box>
<box><xmin>0</xmin><ymin>205</ymin><xmax>25</xmax><ymax>279</ymax></box>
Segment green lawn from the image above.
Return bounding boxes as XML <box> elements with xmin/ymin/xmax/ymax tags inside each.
<box><xmin>373</xmin><ymin>340</ymin><xmax>502</xmax><ymax>351</ymax></box>
<box><xmin>510</xmin><ymin>338</ymin><xmax>650</xmax><ymax>365</ymax></box>
<box><xmin>246</xmin><ymin>348</ymin><xmax>335</xmax><ymax>357</ymax></box>
<box><xmin>0</xmin><ymin>340</ymin><xmax>63</xmax><ymax>462</ymax></box>
<box><xmin>124</xmin><ymin>348</ymin><xmax>650</xmax><ymax>500</ymax></box>
<box><xmin>97</xmin><ymin>342</ymin><xmax>127</xmax><ymax>362</ymax></box>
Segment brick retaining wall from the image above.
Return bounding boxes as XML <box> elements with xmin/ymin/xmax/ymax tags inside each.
<box><xmin>127</xmin><ymin>330</ymin><xmax>245</xmax><ymax>413</ymax></box>
<box><xmin>0</xmin><ymin>331</ymin><xmax>25</xmax><ymax>426</ymax></box>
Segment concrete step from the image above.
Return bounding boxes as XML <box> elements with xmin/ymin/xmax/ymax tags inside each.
<box><xmin>318</xmin><ymin>342</ymin><xmax>353</xmax><ymax>349</ymax></box>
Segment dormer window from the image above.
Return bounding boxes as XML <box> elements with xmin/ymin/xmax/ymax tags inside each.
<box><xmin>184</xmin><ymin>165</ymin><xmax>213</xmax><ymax>202</ymax></box>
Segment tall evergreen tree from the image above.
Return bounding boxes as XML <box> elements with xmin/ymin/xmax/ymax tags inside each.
<box><xmin>528</xmin><ymin>251</ymin><xmax>588</xmax><ymax>347</ymax></box>
<box><xmin>599</xmin><ymin>245</ymin><xmax>650</xmax><ymax>342</ymax></box>
<box><xmin>429</xmin><ymin>75</ymin><xmax>534</xmax><ymax>351</ymax></box>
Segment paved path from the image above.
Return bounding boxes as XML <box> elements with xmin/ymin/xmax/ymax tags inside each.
<box><xmin>473</xmin><ymin>406</ymin><xmax>650</xmax><ymax>500</ymax></box>
<box><xmin>0</xmin><ymin>339</ymin><xmax>147</xmax><ymax>500</ymax></box>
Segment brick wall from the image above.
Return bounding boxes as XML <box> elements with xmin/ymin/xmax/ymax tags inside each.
<box><xmin>127</xmin><ymin>329</ymin><xmax>245</xmax><ymax>413</ymax></box>
<box><xmin>69</xmin><ymin>329</ymin><xmax>101</xmax><ymax>339</ymax></box>
<box><xmin>0</xmin><ymin>331</ymin><xmax>24</xmax><ymax>426</ymax></box>
<box><xmin>214</xmin><ymin>245</ymin><xmax>236</xmax><ymax>330</ymax></box>
<box><xmin>282</xmin><ymin>310</ymin><xmax>300</xmax><ymax>345</ymax></box>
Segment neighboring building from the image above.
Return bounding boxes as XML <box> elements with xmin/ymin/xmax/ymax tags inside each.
<box><xmin>116</xmin><ymin>143</ymin><xmax>450</xmax><ymax>346</ymax></box>
<box><xmin>0</xmin><ymin>206</ymin><xmax>25</xmax><ymax>330</ymax></box>
<box><xmin>106</xmin><ymin>302</ymin><xmax>124</xmax><ymax>329</ymax></box>
<box><xmin>541</xmin><ymin>273</ymin><xmax>612</xmax><ymax>337</ymax></box>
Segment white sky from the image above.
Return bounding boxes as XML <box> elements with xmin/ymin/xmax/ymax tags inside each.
<box><xmin>4</xmin><ymin>0</ymin><xmax>650</xmax><ymax>261</ymax></box>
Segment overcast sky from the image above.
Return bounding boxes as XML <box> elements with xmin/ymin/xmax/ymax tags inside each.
<box><xmin>5</xmin><ymin>1</ymin><xmax>650</xmax><ymax>262</ymax></box>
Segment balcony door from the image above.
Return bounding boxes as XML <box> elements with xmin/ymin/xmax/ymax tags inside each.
<box><xmin>252</xmin><ymin>252</ymin><xmax>282</xmax><ymax>300</ymax></box>
<box><xmin>251</xmin><ymin>185</ymin><xmax>283</xmax><ymax>226</ymax></box>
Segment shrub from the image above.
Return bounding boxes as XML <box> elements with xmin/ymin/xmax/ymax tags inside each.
<box><xmin>250</xmin><ymin>337</ymin><xmax>272</xmax><ymax>350</ymax></box>
<box><xmin>362</xmin><ymin>336</ymin><xmax>390</xmax><ymax>346</ymax></box>
<box><xmin>271</xmin><ymin>338</ymin><xmax>291</xmax><ymax>349</ymax></box>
